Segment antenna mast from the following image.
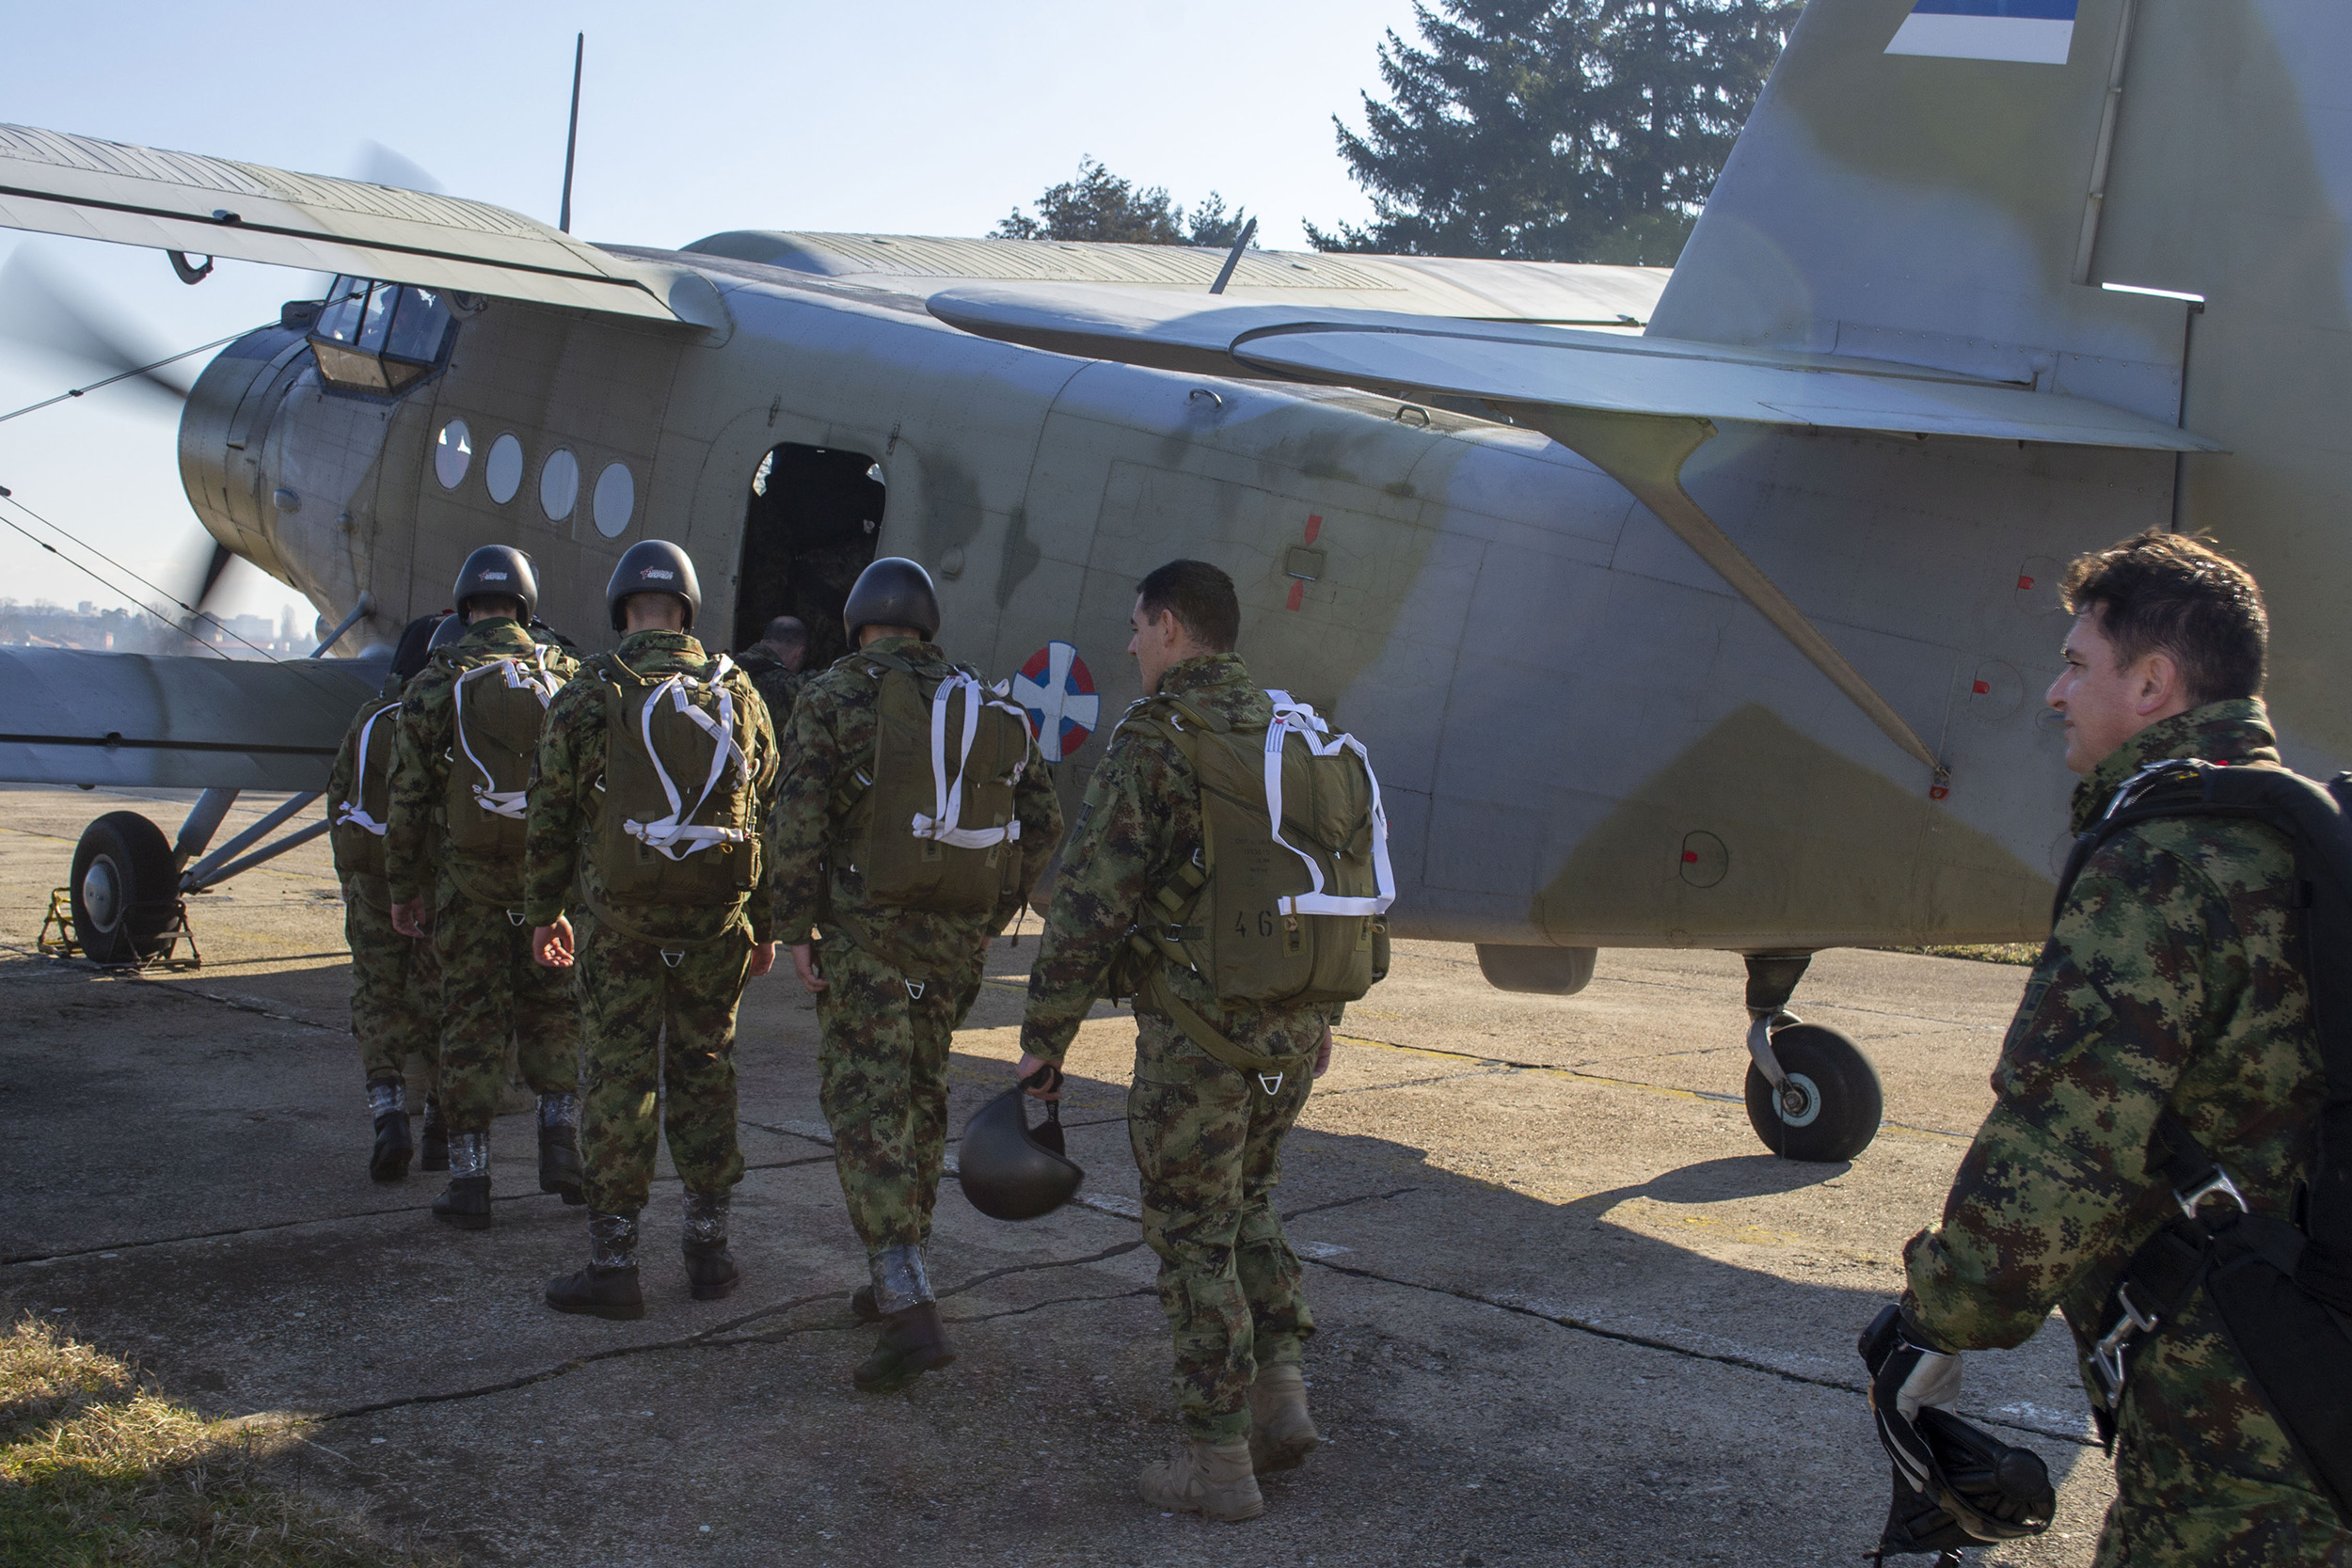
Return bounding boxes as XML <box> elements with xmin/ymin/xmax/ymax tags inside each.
<box><xmin>559</xmin><ymin>33</ymin><xmax>584</xmax><ymax>233</ymax></box>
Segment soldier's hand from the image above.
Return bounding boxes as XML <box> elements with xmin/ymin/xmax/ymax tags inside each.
<box><xmin>1313</xmin><ymin>1024</ymin><xmax>1334</xmax><ymax>1080</ymax></box>
<box><xmin>532</xmin><ymin>916</ymin><xmax>576</xmax><ymax>969</ymax></box>
<box><xmin>793</xmin><ymin>943</ymin><xmax>827</xmax><ymax>993</ymax></box>
<box><xmin>748</xmin><ymin>941</ymin><xmax>778</xmax><ymax>978</ymax></box>
<box><xmin>1016</xmin><ymin>1053</ymin><xmax>1062</xmax><ymax>1101</ymax></box>
<box><xmin>390</xmin><ymin>896</ymin><xmax>429</xmax><ymax>939</ymax></box>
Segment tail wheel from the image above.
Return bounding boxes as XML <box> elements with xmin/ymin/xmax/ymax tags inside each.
<box><xmin>1744</xmin><ymin>1022</ymin><xmax>1883</xmax><ymax>1163</ymax></box>
<box><xmin>69</xmin><ymin>812</ymin><xmax>179</xmax><ymax>966</ymax></box>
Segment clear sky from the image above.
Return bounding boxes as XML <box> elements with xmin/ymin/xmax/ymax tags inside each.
<box><xmin>0</xmin><ymin>0</ymin><xmax>1422</xmax><ymax>631</ymax></box>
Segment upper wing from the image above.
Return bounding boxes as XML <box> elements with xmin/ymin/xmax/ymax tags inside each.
<box><xmin>0</xmin><ymin>649</ymin><xmax>380</xmax><ymax>790</ymax></box>
<box><xmin>928</xmin><ymin>282</ymin><xmax>2222</xmax><ymax>452</ymax></box>
<box><xmin>0</xmin><ymin>123</ymin><xmax>681</xmax><ymax>322</ymax></box>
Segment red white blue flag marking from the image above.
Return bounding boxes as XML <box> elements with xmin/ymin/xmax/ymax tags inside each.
<box><xmin>1011</xmin><ymin>641</ymin><xmax>1099</xmax><ymax>764</ymax></box>
<box><xmin>1886</xmin><ymin>0</ymin><xmax>2076</xmax><ymax>64</ymax></box>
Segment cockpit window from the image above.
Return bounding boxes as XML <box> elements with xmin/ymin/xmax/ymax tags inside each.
<box><xmin>309</xmin><ymin>277</ymin><xmax>456</xmax><ymax>396</ymax></box>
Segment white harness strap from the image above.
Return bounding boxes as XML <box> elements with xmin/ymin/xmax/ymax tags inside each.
<box><xmin>334</xmin><ymin>704</ymin><xmax>398</xmax><ymax>837</ymax></box>
<box><xmin>454</xmin><ymin>648</ymin><xmax>561</xmax><ymax>821</ymax></box>
<box><xmin>1261</xmin><ymin>691</ymin><xmax>1395</xmax><ymax>918</ymax></box>
<box><xmin>910</xmin><ymin>672</ymin><xmax>1025</xmax><ymax>850</ymax></box>
<box><xmin>623</xmin><ymin>655</ymin><xmax>755</xmax><ymax>861</ymax></box>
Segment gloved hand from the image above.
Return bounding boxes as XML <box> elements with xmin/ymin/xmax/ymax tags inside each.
<box><xmin>1861</xmin><ymin>1304</ymin><xmax>1963</xmax><ymax>1495</ymax></box>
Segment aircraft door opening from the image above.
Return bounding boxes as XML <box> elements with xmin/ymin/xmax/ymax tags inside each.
<box><xmin>732</xmin><ymin>444</ymin><xmax>884</xmax><ymax>670</ymax></box>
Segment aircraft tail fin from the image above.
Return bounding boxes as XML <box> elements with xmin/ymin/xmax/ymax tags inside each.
<box><xmin>1648</xmin><ymin>0</ymin><xmax>2184</xmax><ymax>422</ymax></box>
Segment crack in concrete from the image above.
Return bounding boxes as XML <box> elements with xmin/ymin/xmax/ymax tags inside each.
<box><xmin>1299</xmin><ymin>1256</ymin><xmax>2097</xmax><ymax>1449</ymax></box>
<box><xmin>310</xmin><ymin>1239</ymin><xmax>1151</xmax><ymax>1422</ymax></box>
<box><xmin>0</xmin><ymin>1153</ymin><xmax>840</xmax><ymax>1268</ymax></box>
<box><xmin>1282</xmin><ymin>1187</ymin><xmax>1421</xmax><ymax>1222</ymax></box>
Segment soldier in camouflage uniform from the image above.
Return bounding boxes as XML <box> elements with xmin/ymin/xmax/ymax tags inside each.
<box><xmin>387</xmin><ymin>547</ymin><xmax>584</xmax><ymax>1228</ymax></box>
<box><xmin>1896</xmin><ymin>532</ymin><xmax>2348</xmax><ymax>1564</ymax></box>
<box><xmin>769</xmin><ymin>557</ymin><xmax>1061</xmax><ymax>1391</ymax></box>
<box><xmin>736</xmin><ymin>614</ymin><xmax>810</xmax><ymax>731</ymax></box>
<box><xmin>528</xmin><ymin>541</ymin><xmax>782</xmax><ymax>1321</ymax></box>
<box><xmin>329</xmin><ymin>637</ymin><xmax>444</xmax><ymax>1183</ymax></box>
<box><xmin>1018</xmin><ymin>560</ymin><xmax>1333</xmax><ymax>1525</ymax></box>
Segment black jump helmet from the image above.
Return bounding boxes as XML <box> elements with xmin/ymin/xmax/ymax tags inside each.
<box><xmin>842</xmin><ymin>557</ymin><xmax>941</xmax><ymax>642</ymax></box>
<box><xmin>958</xmin><ymin>1087</ymin><xmax>1083</xmax><ymax>1221</ymax></box>
<box><xmin>451</xmin><ymin>545</ymin><xmax>538</xmax><ymax>621</ymax></box>
<box><xmin>607</xmin><ymin>540</ymin><xmax>701</xmax><ymax>632</ymax></box>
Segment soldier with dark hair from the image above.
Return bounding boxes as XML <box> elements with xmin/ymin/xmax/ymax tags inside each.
<box><xmin>767</xmin><ymin>557</ymin><xmax>1061</xmax><ymax>1391</ymax></box>
<box><xmin>387</xmin><ymin>549</ymin><xmax>584</xmax><ymax>1227</ymax></box>
<box><xmin>738</xmin><ymin>614</ymin><xmax>811</xmax><ymax>728</ymax></box>
<box><xmin>528</xmin><ymin>541</ymin><xmax>782</xmax><ymax>1321</ymax></box>
<box><xmin>1019</xmin><ymin>558</ymin><xmax>1391</xmax><ymax>1524</ymax></box>
<box><xmin>1888</xmin><ymin>531</ymin><xmax>2348</xmax><ymax>1562</ymax></box>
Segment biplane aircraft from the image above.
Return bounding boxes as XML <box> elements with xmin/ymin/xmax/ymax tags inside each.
<box><xmin>2</xmin><ymin>0</ymin><xmax>2339</xmax><ymax>1162</ymax></box>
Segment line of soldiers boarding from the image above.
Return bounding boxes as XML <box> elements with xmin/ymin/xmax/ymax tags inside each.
<box><xmin>325</xmin><ymin>531</ymin><xmax>2352</xmax><ymax>1556</ymax></box>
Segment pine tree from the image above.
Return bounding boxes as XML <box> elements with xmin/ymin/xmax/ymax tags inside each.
<box><xmin>992</xmin><ymin>158</ymin><xmax>1254</xmax><ymax>248</ymax></box>
<box><xmin>1309</xmin><ymin>0</ymin><xmax>1797</xmax><ymax>265</ymax></box>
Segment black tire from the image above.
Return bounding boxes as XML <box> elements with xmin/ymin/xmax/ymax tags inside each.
<box><xmin>1743</xmin><ymin>1022</ymin><xmax>1883</xmax><ymax>1162</ymax></box>
<box><xmin>69</xmin><ymin>811</ymin><xmax>178</xmax><ymax>966</ymax></box>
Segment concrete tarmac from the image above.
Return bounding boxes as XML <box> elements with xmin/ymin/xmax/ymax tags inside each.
<box><xmin>0</xmin><ymin>784</ymin><xmax>2117</xmax><ymax>1565</ymax></box>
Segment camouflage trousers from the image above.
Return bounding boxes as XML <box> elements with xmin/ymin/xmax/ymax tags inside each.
<box><xmin>1129</xmin><ymin>1009</ymin><xmax>1318</xmax><ymax>1442</ymax></box>
<box><xmin>575</xmin><ymin>913</ymin><xmax>751</xmax><ymax>1216</ymax></box>
<box><xmin>432</xmin><ymin>880</ymin><xmax>579</xmax><ymax>1132</ymax></box>
<box><xmin>2093</xmin><ymin>1300</ymin><xmax>2351</xmax><ymax>1565</ymax></box>
<box><xmin>344</xmin><ymin>885</ymin><xmax>439</xmax><ymax>1087</ymax></box>
<box><xmin>815</xmin><ymin>935</ymin><xmax>986</xmax><ymax>1256</ymax></box>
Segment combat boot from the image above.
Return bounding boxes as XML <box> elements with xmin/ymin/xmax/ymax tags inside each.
<box><xmin>430</xmin><ymin>1132</ymin><xmax>491</xmax><ymax>1229</ymax></box>
<box><xmin>418</xmin><ymin>1095</ymin><xmax>449</xmax><ymax>1172</ymax></box>
<box><xmin>681</xmin><ymin>1188</ymin><xmax>739</xmax><ymax>1301</ymax></box>
<box><xmin>1247</xmin><ymin>1363</ymin><xmax>1321</xmax><ymax>1473</ymax></box>
<box><xmin>536</xmin><ymin>1092</ymin><xmax>584</xmax><ymax>1205</ymax></box>
<box><xmin>546</xmin><ymin>1211</ymin><xmax>644</xmax><ymax>1321</ymax></box>
<box><xmin>366</xmin><ymin>1081</ymin><xmax>411</xmax><ymax>1183</ymax></box>
<box><xmin>852</xmin><ymin>1243</ymin><xmax>954</xmax><ymax>1392</ymax></box>
<box><xmin>1138</xmin><ymin>1435</ymin><xmax>1264</xmax><ymax>1522</ymax></box>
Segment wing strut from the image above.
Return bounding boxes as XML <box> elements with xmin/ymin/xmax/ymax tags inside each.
<box><xmin>1503</xmin><ymin>404</ymin><xmax>1943</xmax><ymax>776</ymax></box>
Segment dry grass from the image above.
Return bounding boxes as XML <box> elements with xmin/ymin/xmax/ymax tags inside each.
<box><xmin>1880</xmin><ymin>942</ymin><xmax>2042</xmax><ymax>966</ymax></box>
<box><xmin>0</xmin><ymin>1316</ymin><xmax>452</xmax><ymax>1566</ymax></box>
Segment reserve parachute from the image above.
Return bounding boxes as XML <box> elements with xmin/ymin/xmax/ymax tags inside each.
<box><xmin>1120</xmin><ymin>690</ymin><xmax>1394</xmax><ymax>1088</ymax></box>
<box><xmin>590</xmin><ymin>650</ymin><xmax>762</xmax><ymax>908</ymax></box>
<box><xmin>838</xmin><ymin>647</ymin><xmax>1032</xmax><ymax>916</ymax></box>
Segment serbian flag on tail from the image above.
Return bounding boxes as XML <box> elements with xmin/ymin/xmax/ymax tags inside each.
<box><xmin>1885</xmin><ymin>0</ymin><xmax>2077</xmax><ymax>64</ymax></box>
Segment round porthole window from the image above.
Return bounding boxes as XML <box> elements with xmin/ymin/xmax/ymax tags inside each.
<box><xmin>485</xmin><ymin>434</ymin><xmax>523</xmax><ymax>504</ymax></box>
<box><xmin>433</xmin><ymin>420</ymin><xmax>471</xmax><ymax>489</ymax></box>
<box><xmin>541</xmin><ymin>449</ymin><xmax>580</xmax><ymax>522</ymax></box>
<box><xmin>592</xmin><ymin>463</ymin><xmax>634</xmax><ymax>538</ymax></box>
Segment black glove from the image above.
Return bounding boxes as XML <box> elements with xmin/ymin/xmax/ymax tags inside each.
<box><xmin>1861</xmin><ymin>1304</ymin><xmax>1963</xmax><ymax>1496</ymax></box>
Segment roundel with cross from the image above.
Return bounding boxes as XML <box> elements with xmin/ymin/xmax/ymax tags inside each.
<box><xmin>1010</xmin><ymin>641</ymin><xmax>1100</xmax><ymax>763</ymax></box>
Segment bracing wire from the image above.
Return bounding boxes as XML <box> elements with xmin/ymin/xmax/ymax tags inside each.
<box><xmin>0</xmin><ymin>486</ymin><xmax>279</xmax><ymax>660</ymax></box>
<box><xmin>0</xmin><ymin>324</ymin><xmax>273</xmax><ymax>426</ymax></box>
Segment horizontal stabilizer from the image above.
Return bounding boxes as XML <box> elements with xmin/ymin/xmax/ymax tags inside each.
<box><xmin>929</xmin><ymin>283</ymin><xmax>2219</xmax><ymax>451</ymax></box>
<box><xmin>0</xmin><ymin>124</ymin><xmax>679</xmax><ymax>321</ymax></box>
<box><xmin>0</xmin><ymin>649</ymin><xmax>382</xmax><ymax>791</ymax></box>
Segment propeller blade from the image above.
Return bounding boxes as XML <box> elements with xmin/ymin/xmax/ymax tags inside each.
<box><xmin>0</xmin><ymin>249</ymin><xmax>196</xmax><ymax>406</ymax></box>
<box><xmin>354</xmin><ymin>141</ymin><xmax>445</xmax><ymax>195</ymax></box>
<box><xmin>197</xmin><ymin>540</ymin><xmax>235</xmax><ymax>610</ymax></box>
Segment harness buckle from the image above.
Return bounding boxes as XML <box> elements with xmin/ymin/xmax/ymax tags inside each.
<box><xmin>1256</xmin><ymin>1072</ymin><xmax>1283</xmax><ymax>1096</ymax></box>
<box><xmin>2089</xmin><ymin>1284</ymin><xmax>2160</xmax><ymax>1405</ymax></box>
<box><xmin>660</xmin><ymin>949</ymin><xmax>685</xmax><ymax>968</ymax></box>
<box><xmin>2176</xmin><ymin>1166</ymin><xmax>2249</xmax><ymax>1222</ymax></box>
<box><xmin>507</xmin><ymin>909</ymin><xmax>528</xmax><ymax>927</ymax></box>
<box><xmin>906</xmin><ymin>979</ymin><xmax>927</xmax><ymax>1001</ymax></box>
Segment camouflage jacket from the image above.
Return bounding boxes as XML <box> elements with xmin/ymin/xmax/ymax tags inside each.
<box><xmin>1904</xmin><ymin>699</ymin><xmax>2326</xmax><ymax>1366</ymax></box>
<box><xmin>1020</xmin><ymin>652</ymin><xmax>1339</xmax><ymax>1069</ymax></box>
<box><xmin>521</xmin><ymin>630</ymin><xmax>780</xmax><ymax>946</ymax></box>
<box><xmin>385</xmin><ymin>617</ymin><xmax>578</xmax><ymax>906</ymax></box>
<box><xmin>767</xmin><ymin>635</ymin><xmax>1061</xmax><ymax>968</ymax></box>
<box><xmin>735</xmin><ymin>647</ymin><xmax>806</xmax><ymax>734</ymax></box>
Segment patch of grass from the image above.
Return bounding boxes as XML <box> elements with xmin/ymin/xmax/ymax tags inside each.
<box><xmin>0</xmin><ymin>1316</ymin><xmax>450</xmax><ymax>1566</ymax></box>
<box><xmin>1880</xmin><ymin>942</ymin><xmax>2042</xmax><ymax>966</ymax></box>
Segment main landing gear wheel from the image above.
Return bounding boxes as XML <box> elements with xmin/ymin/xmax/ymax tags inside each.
<box><xmin>69</xmin><ymin>811</ymin><xmax>178</xmax><ymax>966</ymax></box>
<box><xmin>1744</xmin><ymin>1021</ymin><xmax>1883</xmax><ymax>1162</ymax></box>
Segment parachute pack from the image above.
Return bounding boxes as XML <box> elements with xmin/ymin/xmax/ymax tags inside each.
<box><xmin>835</xmin><ymin>648</ymin><xmax>1031</xmax><ymax>918</ymax></box>
<box><xmin>589</xmin><ymin>651</ymin><xmax>764</xmax><ymax>910</ymax></box>
<box><xmin>442</xmin><ymin>644</ymin><xmax>565</xmax><ymax>898</ymax></box>
<box><xmin>2059</xmin><ymin>758</ymin><xmax>2352</xmax><ymax>1518</ymax></box>
<box><xmin>329</xmin><ymin>695</ymin><xmax>401</xmax><ymax>880</ymax></box>
<box><xmin>1118</xmin><ymin>690</ymin><xmax>1395</xmax><ymax>1088</ymax></box>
